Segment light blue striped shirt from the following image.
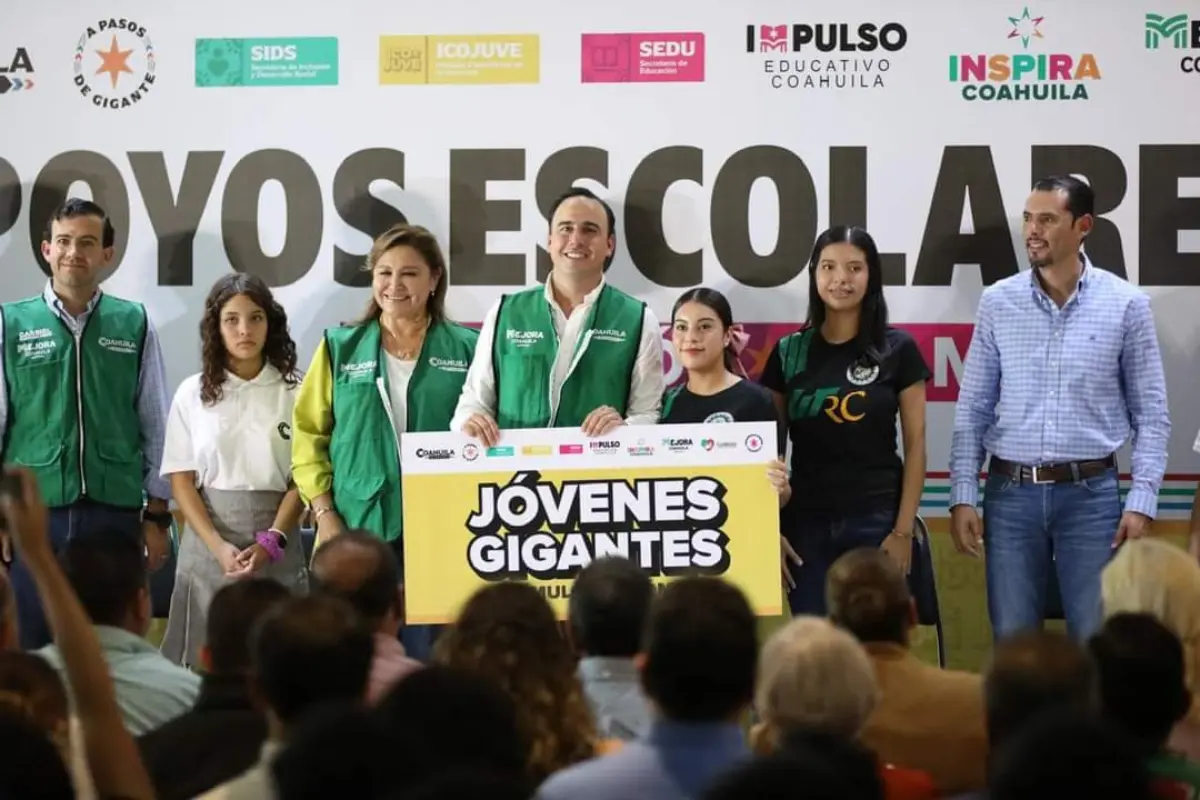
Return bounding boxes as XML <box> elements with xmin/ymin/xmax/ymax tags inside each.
<box><xmin>949</xmin><ymin>256</ymin><xmax>1170</xmax><ymax>518</ymax></box>
<box><xmin>0</xmin><ymin>283</ymin><xmax>172</xmax><ymax>502</ymax></box>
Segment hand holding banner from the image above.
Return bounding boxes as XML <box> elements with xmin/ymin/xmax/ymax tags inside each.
<box><xmin>400</xmin><ymin>422</ymin><xmax>783</xmax><ymax>624</ymax></box>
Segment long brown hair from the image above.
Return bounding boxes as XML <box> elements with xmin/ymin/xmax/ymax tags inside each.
<box><xmin>199</xmin><ymin>273</ymin><xmax>300</xmax><ymax>406</ymax></box>
<box><xmin>433</xmin><ymin>582</ymin><xmax>598</xmax><ymax>783</ymax></box>
<box><xmin>352</xmin><ymin>223</ymin><xmax>449</xmax><ymax>326</ymax></box>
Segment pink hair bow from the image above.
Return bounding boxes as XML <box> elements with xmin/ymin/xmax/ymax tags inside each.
<box><xmin>728</xmin><ymin>324</ymin><xmax>751</xmax><ymax>377</ymax></box>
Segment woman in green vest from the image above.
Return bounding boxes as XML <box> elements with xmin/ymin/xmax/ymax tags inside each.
<box><xmin>291</xmin><ymin>224</ymin><xmax>479</xmax><ymax>661</ymax></box>
<box><xmin>659</xmin><ymin>287</ymin><xmax>801</xmax><ymax>593</ymax></box>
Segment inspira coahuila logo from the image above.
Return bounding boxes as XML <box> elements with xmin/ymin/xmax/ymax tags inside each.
<box><xmin>74</xmin><ymin>18</ymin><xmax>157</xmax><ymax>109</ymax></box>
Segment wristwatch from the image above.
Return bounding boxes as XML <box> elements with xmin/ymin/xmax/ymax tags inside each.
<box><xmin>142</xmin><ymin>509</ymin><xmax>172</xmax><ymax>529</ymax></box>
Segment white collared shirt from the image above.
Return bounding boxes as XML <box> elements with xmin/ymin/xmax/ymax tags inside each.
<box><xmin>160</xmin><ymin>364</ymin><xmax>297</xmax><ymax>491</ymax></box>
<box><xmin>450</xmin><ymin>276</ymin><xmax>664</xmax><ymax>430</ymax></box>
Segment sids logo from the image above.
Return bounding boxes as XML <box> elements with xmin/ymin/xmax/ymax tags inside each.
<box><xmin>0</xmin><ymin>48</ymin><xmax>36</xmax><ymax>95</ymax></box>
<box><xmin>195</xmin><ymin>37</ymin><xmax>339</xmax><ymax>87</ymax></box>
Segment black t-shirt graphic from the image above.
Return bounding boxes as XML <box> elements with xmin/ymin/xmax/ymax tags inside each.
<box><xmin>660</xmin><ymin>379</ymin><xmax>785</xmax><ymax>455</ymax></box>
<box><xmin>760</xmin><ymin>326</ymin><xmax>930</xmax><ymax>515</ymax></box>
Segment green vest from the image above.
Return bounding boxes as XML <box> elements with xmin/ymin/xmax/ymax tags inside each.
<box><xmin>325</xmin><ymin>318</ymin><xmax>478</xmax><ymax>542</ymax></box>
<box><xmin>775</xmin><ymin>327</ymin><xmax>817</xmax><ymax>419</ymax></box>
<box><xmin>1</xmin><ymin>294</ymin><xmax>147</xmax><ymax>509</ymax></box>
<box><xmin>492</xmin><ymin>284</ymin><xmax>645</xmax><ymax>429</ymax></box>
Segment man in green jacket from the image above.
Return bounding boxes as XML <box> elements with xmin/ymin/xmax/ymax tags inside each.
<box><xmin>452</xmin><ymin>188</ymin><xmax>664</xmax><ymax>443</ymax></box>
<box><xmin>0</xmin><ymin>198</ymin><xmax>173</xmax><ymax>649</ymax></box>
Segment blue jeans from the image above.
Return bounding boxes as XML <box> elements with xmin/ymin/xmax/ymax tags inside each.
<box><xmin>982</xmin><ymin>467</ymin><xmax>1122</xmax><ymax>641</ymax></box>
<box><xmin>7</xmin><ymin>500</ymin><xmax>142</xmax><ymax>650</ymax></box>
<box><xmin>785</xmin><ymin>507</ymin><xmax>895</xmax><ymax>616</ymax></box>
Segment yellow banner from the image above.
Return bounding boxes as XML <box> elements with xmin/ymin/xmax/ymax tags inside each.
<box><xmin>379</xmin><ymin>34</ymin><xmax>540</xmax><ymax>85</ymax></box>
<box><xmin>401</xmin><ymin>425</ymin><xmax>783</xmax><ymax>624</ymax></box>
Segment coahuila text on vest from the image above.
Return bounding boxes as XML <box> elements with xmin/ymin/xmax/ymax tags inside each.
<box><xmin>97</xmin><ymin>336</ymin><xmax>138</xmax><ymax>354</ymax></box>
<box><xmin>428</xmin><ymin>356</ymin><xmax>468</xmax><ymax>372</ymax></box>
<box><xmin>464</xmin><ymin>470</ymin><xmax>733</xmax><ymax>580</ymax></box>
<box><xmin>590</xmin><ymin>328</ymin><xmax>627</xmax><ymax>343</ymax></box>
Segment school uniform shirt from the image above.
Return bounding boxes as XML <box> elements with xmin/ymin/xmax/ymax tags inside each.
<box><xmin>160</xmin><ymin>365</ymin><xmax>297</xmax><ymax>491</ymax></box>
<box><xmin>661</xmin><ymin>379</ymin><xmax>778</xmax><ymax>426</ymax></box>
<box><xmin>760</xmin><ymin>327</ymin><xmax>930</xmax><ymax>516</ymax></box>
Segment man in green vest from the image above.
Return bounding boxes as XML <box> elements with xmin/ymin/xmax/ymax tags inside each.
<box><xmin>0</xmin><ymin>198</ymin><xmax>173</xmax><ymax>649</ymax></box>
<box><xmin>451</xmin><ymin>187</ymin><xmax>665</xmax><ymax>443</ymax></box>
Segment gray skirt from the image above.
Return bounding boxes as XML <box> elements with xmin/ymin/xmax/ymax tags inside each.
<box><xmin>160</xmin><ymin>488</ymin><xmax>309</xmax><ymax>668</ymax></box>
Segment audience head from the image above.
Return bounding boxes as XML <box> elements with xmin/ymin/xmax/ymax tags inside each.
<box><xmin>641</xmin><ymin>576</ymin><xmax>758</xmax><ymax>724</ymax></box>
<box><xmin>310</xmin><ymin>531</ymin><xmax>403</xmax><ymax>635</ymax></box>
<box><xmin>983</xmin><ymin>630</ymin><xmax>1097</xmax><ymax>750</ymax></box>
<box><xmin>433</xmin><ymin>581</ymin><xmax>595</xmax><ymax>783</ymax></box>
<box><xmin>58</xmin><ymin>529</ymin><xmax>149</xmax><ymax>635</ymax></box>
<box><xmin>0</xmin><ymin>652</ymin><xmax>70</xmax><ymax>759</ymax></box>
<box><xmin>249</xmin><ymin>595</ymin><xmax>374</xmax><ymax>731</ymax></box>
<box><xmin>203</xmin><ymin>577</ymin><xmax>291</xmax><ymax>674</ymax></box>
<box><xmin>1088</xmin><ymin>612</ymin><xmax>1192</xmax><ymax>756</ymax></box>
<box><xmin>753</xmin><ymin>615</ymin><xmax>878</xmax><ymax>751</ymax></box>
<box><xmin>704</xmin><ymin>746</ymin><xmax>883</xmax><ymax>800</ymax></box>
<box><xmin>988</xmin><ymin>710</ymin><xmax>1151</xmax><ymax>800</ymax></box>
<box><xmin>568</xmin><ymin>556</ymin><xmax>653</xmax><ymax>658</ymax></box>
<box><xmin>375</xmin><ymin>665</ymin><xmax>528</xmax><ymax>792</ymax></box>
<box><xmin>827</xmin><ymin>547</ymin><xmax>915</xmax><ymax>646</ymax></box>
<box><xmin>1102</xmin><ymin>537</ymin><xmax>1200</xmax><ymax>695</ymax></box>
<box><xmin>0</xmin><ymin>710</ymin><xmax>74</xmax><ymax>800</ymax></box>
<box><xmin>0</xmin><ymin>564</ymin><xmax>17</xmax><ymax>651</ymax></box>
<box><xmin>271</xmin><ymin>703</ymin><xmax>399</xmax><ymax>800</ymax></box>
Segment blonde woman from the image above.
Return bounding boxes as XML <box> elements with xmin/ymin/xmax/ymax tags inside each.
<box><xmin>1101</xmin><ymin>537</ymin><xmax>1200</xmax><ymax>759</ymax></box>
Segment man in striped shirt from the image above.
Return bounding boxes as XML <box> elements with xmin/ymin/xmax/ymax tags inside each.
<box><xmin>949</xmin><ymin>175</ymin><xmax>1170</xmax><ymax>642</ymax></box>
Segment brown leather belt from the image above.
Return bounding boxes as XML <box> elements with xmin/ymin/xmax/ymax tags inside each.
<box><xmin>988</xmin><ymin>454</ymin><xmax>1116</xmax><ymax>485</ymax></box>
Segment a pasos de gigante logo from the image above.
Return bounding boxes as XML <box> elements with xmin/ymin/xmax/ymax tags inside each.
<box><xmin>0</xmin><ymin>48</ymin><xmax>35</xmax><ymax>95</ymax></box>
<box><xmin>73</xmin><ymin>17</ymin><xmax>156</xmax><ymax>109</ymax></box>
<box><xmin>581</xmin><ymin>32</ymin><xmax>705</xmax><ymax>83</ymax></box>
<box><xmin>195</xmin><ymin>37</ymin><xmax>339</xmax><ymax>87</ymax></box>
<box><xmin>949</xmin><ymin>6</ymin><xmax>1100</xmax><ymax>102</ymax></box>
<box><xmin>379</xmin><ymin>34</ymin><xmax>539</xmax><ymax>85</ymax></box>
<box><xmin>744</xmin><ymin>21</ymin><xmax>907</xmax><ymax>90</ymax></box>
<box><xmin>1145</xmin><ymin>12</ymin><xmax>1200</xmax><ymax>74</ymax></box>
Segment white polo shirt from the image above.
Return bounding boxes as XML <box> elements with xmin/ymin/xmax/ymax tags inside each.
<box><xmin>160</xmin><ymin>364</ymin><xmax>298</xmax><ymax>492</ymax></box>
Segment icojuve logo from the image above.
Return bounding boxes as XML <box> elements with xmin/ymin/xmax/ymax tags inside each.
<box><xmin>74</xmin><ymin>18</ymin><xmax>156</xmax><ymax>109</ymax></box>
<box><xmin>462</xmin><ymin>443</ymin><xmax>480</xmax><ymax>461</ymax></box>
<box><xmin>429</xmin><ymin>356</ymin><xmax>468</xmax><ymax>373</ymax></box>
<box><xmin>416</xmin><ymin>447</ymin><xmax>455</xmax><ymax>460</ymax></box>
<box><xmin>580</xmin><ymin>32</ymin><xmax>705</xmax><ymax>83</ymax></box>
<box><xmin>1145</xmin><ymin>13</ymin><xmax>1200</xmax><ymax>74</ymax></box>
<box><xmin>379</xmin><ymin>34</ymin><xmax>539</xmax><ymax>85</ymax></box>
<box><xmin>505</xmin><ymin>329</ymin><xmax>544</xmax><ymax>348</ymax></box>
<box><xmin>98</xmin><ymin>336</ymin><xmax>138</xmax><ymax>354</ymax></box>
<box><xmin>195</xmin><ymin>37</ymin><xmax>339</xmax><ymax>87</ymax></box>
<box><xmin>0</xmin><ymin>48</ymin><xmax>36</xmax><ymax>95</ymax></box>
<box><xmin>463</xmin><ymin>471</ymin><xmax>732</xmax><ymax>579</ymax></box>
<box><xmin>949</xmin><ymin>7</ymin><xmax>1101</xmax><ymax>102</ymax></box>
<box><xmin>745</xmin><ymin>22</ymin><xmax>907</xmax><ymax>90</ymax></box>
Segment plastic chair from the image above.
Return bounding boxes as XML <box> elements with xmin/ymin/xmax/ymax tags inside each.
<box><xmin>906</xmin><ymin>515</ymin><xmax>947</xmax><ymax>668</ymax></box>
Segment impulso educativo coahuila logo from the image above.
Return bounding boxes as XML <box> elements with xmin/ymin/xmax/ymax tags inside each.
<box><xmin>949</xmin><ymin>6</ymin><xmax>1100</xmax><ymax>102</ymax></box>
<box><xmin>1145</xmin><ymin>12</ymin><xmax>1200</xmax><ymax>74</ymax></box>
<box><xmin>74</xmin><ymin>18</ymin><xmax>156</xmax><ymax>109</ymax></box>
<box><xmin>745</xmin><ymin>21</ymin><xmax>907</xmax><ymax>90</ymax></box>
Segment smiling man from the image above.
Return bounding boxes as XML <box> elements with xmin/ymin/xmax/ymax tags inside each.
<box><xmin>0</xmin><ymin>198</ymin><xmax>173</xmax><ymax>650</ymax></box>
<box><xmin>949</xmin><ymin>175</ymin><xmax>1170</xmax><ymax>643</ymax></box>
<box><xmin>452</xmin><ymin>187</ymin><xmax>664</xmax><ymax>444</ymax></box>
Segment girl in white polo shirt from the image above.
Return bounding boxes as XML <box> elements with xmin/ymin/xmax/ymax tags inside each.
<box><xmin>159</xmin><ymin>273</ymin><xmax>308</xmax><ymax>667</ymax></box>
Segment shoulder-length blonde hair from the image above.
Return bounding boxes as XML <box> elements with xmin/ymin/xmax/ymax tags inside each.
<box><xmin>352</xmin><ymin>223</ymin><xmax>449</xmax><ymax>326</ymax></box>
<box><xmin>433</xmin><ymin>582</ymin><xmax>598</xmax><ymax>783</ymax></box>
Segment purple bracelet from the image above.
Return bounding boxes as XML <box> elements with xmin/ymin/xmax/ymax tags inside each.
<box><xmin>255</xmin><ymin>530</ymin><xmax>285</xmax><ymax>562</ymax></box>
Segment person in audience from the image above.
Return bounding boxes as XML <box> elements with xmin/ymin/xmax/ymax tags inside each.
<box><xmin>310</xmin><ymin>530</ymin><xmax>421</xmax><ymax>703</ymax></box>
<box><xmin>703</xmin><ymin>746</ymin><xmax>884</xmax><ymax>800</ymax></box>
<box><xmin>750</xmin><ymin>615</ymin><xmax>935</xmax><ymax>799</ymax></box>
<box><xmin>827</xmin><ymin>547</ymin><xmax>988</xmax><ymax>794</ymax></box>
<box><xmin>435</xmin><ymin>581</ymin><xmax>600</xmax><ymax>784</ymax></box>
<box><xmin>987</xmin><ymin>710</ymin><xmax>1154</xmax><ymax>800</ymax></box>
<box><xmin>0</xmin><ymin>563</ymin><xmax>18</xmax><ymax>650</ymax></box>
<box><xmin>160</xmin><ymin>272</ymin><xmax>308</xmax><ymax>668</ymax></box>
<box><xmin>139</xmin><ymin>577</ymin><xmax>291</xmax><ymax>800</ymax></box>
<box><xmin>950</xmin><ymin>176</ymin><xmax>1170</xmax><ymax>642</ymax></box>
<box><xmin>198</xmin><ymin>593</ymin><xmax>374</xmax><ymax>799</ymax></box>
<box><xmin>760</xmin><ymin>225</ymin><xmax>930</xmax><ymax>615</ymax></box>
<box><xmin>0</xmin><ymin>710</ymin><xmax>76</xmax><ymax>799</ymax></box>
<box><xmin>0</xmin><ymin>198</ymin><xmax>174</xmax><ymax>650</ymax></box>
<box><xmin>537</xmin><ymin>576</ymin><xmax>758</xmax><ymax>800</ymax></box>
<box><xmin>271</xmin><ymin>703</ymin><xmax>400</xmax><ymax>799</ymax></box>
<box><xmin>661</xmin><ymin>287</ymin><xmax>799</xmax><ymax>591</ymax></box>
<box><xmin>36</xmin><ymin>531</ymin><xmax>200</xmax><ymax>735</ymax></box>
<box><xmin>453</xmin><ymin>186</ymin><xmax>665</xmax><ymax>443</ymax></box>
<box><xmin>568</xmin><ymin>556</ymin><xmax>655</xmax><ymax>741</ymax></box>
<box><xmin>292</xmin><ymin>223</ymin><xmax>478</xmax><ymax>661</ymax></box>
<box><xmin>1102</xmin><ymin>538</ymin><xmax>1200</xmax><ymax>759</ymax></box>
<box><xmin>1090</xmin><ymin>611</ymin><xmax>1200</xmax><ymax>797</ymax></box>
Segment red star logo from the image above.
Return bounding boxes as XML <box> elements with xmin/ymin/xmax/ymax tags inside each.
<box><xmin>95</xmin><ymin>35</ymin><xmax>134</xmax><ymax>89</ymax></box>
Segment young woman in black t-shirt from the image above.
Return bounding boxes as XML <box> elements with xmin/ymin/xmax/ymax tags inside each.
<box><xmin>760</xmin><ymin>226</ymin><xmax>931</xmax><ymax>616</ymax></box>
<box><xmin>661</xmin><ymin>287</ymin><xmax>802</xmax><ymax>590</ymax></box>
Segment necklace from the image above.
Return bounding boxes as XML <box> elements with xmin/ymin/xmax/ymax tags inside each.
<box><xmin>384</xmin><ymin>318</ymin><xmax>429</xmax><ymax>360</ymax></box>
